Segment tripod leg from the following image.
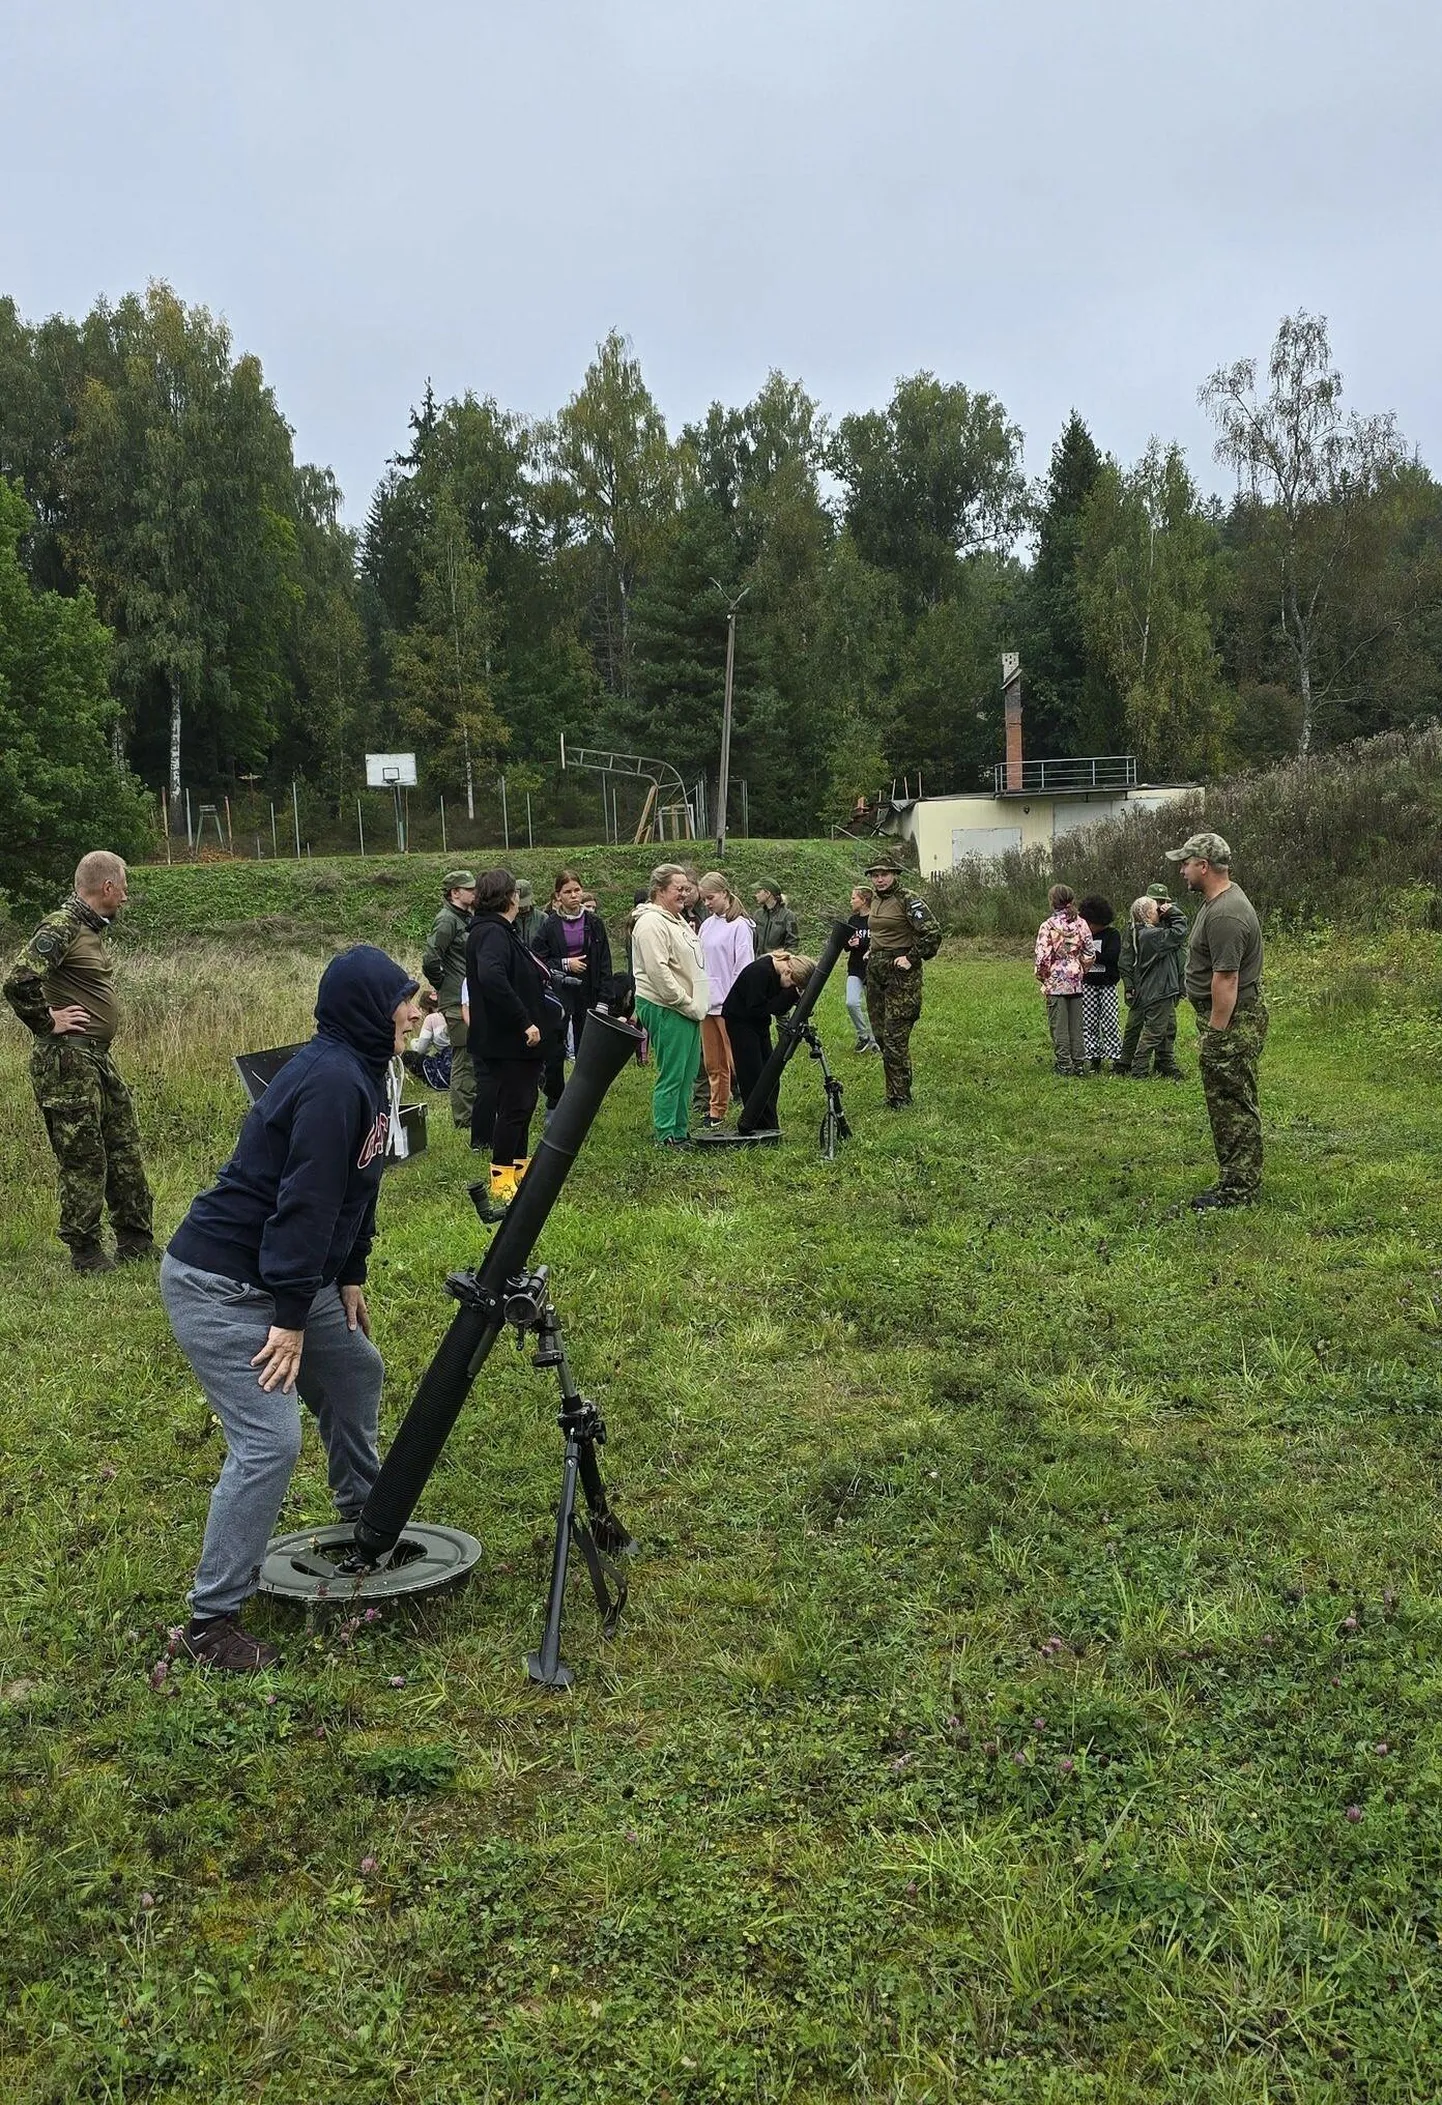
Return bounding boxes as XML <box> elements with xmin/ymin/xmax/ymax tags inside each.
<box><xmin>528</xmin><ymin>1440</ymin><xmax>581</xmax><ymax>1688</ymax></box>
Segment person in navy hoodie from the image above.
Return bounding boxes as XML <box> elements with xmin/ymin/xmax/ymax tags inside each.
<box><xmin>160</xmin><ymin>946</ymin><xmax>420</xmax><ymax>1673</ymax></box>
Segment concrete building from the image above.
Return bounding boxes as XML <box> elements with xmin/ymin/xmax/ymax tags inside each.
<box><xmin>895</xmin><ymin>655</ymin><xmax>1200</xmax><ymax>878</ymax></box>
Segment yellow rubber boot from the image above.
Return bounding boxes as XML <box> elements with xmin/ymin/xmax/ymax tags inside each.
<box><xmin>512</xmin><ymin>1157</ymin><xmax>532</xmax><ymax>1186</ymax></box>
<box><xmin>489</xmin><ymin>1162</ymin><xmax>518</xmax><ymax>1211</ymax></box>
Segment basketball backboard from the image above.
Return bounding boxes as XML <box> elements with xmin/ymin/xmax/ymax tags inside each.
<box><xmin>365</xmin><ymin>752</ymin><xmax>418</xmax><ymax>788</ymax></box>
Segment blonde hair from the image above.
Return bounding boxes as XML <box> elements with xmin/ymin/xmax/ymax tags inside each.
<box><xmin>775</xmin><ymin>949</ymin><xmax>817</xmax><ymax>992</ymax></box>
<box><xmin>698</xmin><ymin>870</ymin><xmax>744</xmax><ymax>919</ymax></box>
<box><xmin>75</xmin><ymin>850</ymin><xmax>127</xmax><ymax>895</ymax></box>
<box><xmin>648</xmin><ymin>862</ymin><xmax>689</xmax><ymax>900</ymax></box>
<box><xmin>1131</xmin><ymin>895</ymin><xmax>1159</xmax><ymax>925</ymax></box>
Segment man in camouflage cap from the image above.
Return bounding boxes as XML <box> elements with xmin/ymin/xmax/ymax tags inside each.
<box><xmin>1165</xmin><ymin>831</ymin><xmax>1267</xmax><ymax>1208</ymax></box>
<box><xmin>2</xmin><ymin>850</ymin><xmax>156</xmax><ymax>1272</ymax></box>
<box><xmin>861</xmin><ymin>851</ymin><xmax>941</xmax><ymax>1108</ymax></box>
<box><xmin>422</xmin><ymin>869</ymin><xmax>476</xmax><ymax>1131</ymax></box>
<box><xmin>1116</xmin><ymin>881</ymin><xmax>1187</xmax><ymax>1077</ymax></box>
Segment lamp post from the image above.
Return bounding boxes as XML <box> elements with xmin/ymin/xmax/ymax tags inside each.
<box><xmin>711</xmin><ymin>581</ymin><xmax>749</xmax><ymax>859</ymax></box>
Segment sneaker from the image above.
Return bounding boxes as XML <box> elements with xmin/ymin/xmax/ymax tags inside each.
<box><xmin>178</xmin><ymin>1615</ymin><xmax>279</xmax><ymax>1673</ymax></box>
<box><xmin>71</xmin><ymin>1242</ymin><xmax>115</xmax><ymax>1274</ymax></box>
<box><xmin>1191</xmin><ymin>1187</ymin><xmax>1256</xmax><ymax>1211</ymax></box>
<box><xmin>656</xmin><ymin>1135</ymin><xmax>693</xmax><ymax>1149</ymax></box>
<box><xmin>115</xmin><ymin>1237</ymin><xmax>160</xmax><ymax>1264</ymax></box>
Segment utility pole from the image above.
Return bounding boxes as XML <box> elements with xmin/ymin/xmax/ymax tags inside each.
<box><xmin>711</xmin><ymin>581</ymin><xmax>749</xmax><ymax>859</ymax></box>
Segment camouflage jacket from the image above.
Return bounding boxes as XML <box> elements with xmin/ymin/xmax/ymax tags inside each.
<box><xmin>3</xmin><ymin>894</ymin><xmax>118</xmax><ymax>1042</ymax></box>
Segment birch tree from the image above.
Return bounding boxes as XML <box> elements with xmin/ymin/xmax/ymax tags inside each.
<box><xmin>1200</xmin><ymin>311</ymin><xmax>1406</xmax><ymax>754</ymax></box>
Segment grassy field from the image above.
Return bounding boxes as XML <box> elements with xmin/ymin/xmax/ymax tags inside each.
<box><xmin>114</xmin><ymin>840</ymin><xmax>873</xmax><ymax>955</ymax></box>
<box><xmin>4</xmin><ymin>923</ymin><xmax>1442</xmax><ymax>2101</ymax></box>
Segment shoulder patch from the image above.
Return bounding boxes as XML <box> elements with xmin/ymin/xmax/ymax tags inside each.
<box><xmin>31</xmin><ymin>925</ymin><xmax>64</xmax><ymax>961</ymax></box>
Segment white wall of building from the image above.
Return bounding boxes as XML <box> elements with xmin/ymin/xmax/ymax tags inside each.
<box><xmin>906</xmin><ymin>785</ymin><xmax>1200</xmax><ymax>878</ymax></box>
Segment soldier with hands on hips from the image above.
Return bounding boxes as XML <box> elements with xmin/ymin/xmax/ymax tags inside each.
<box><xmin>2</xmin><ymin>849</ymin><xmax>156</xmax><ymax>1273</ymax></box>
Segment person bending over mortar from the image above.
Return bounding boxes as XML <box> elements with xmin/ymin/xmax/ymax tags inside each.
<box><xmin>160</xmin><ymin>946</ymin><xmax>420</xmax><ymax>1673</ymax></box>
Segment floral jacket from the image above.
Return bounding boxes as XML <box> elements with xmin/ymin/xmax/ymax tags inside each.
<box><xmin>1034</xmin><ymin>909</ymin><xmax>1097</xmax><ymax>996</ymax></box>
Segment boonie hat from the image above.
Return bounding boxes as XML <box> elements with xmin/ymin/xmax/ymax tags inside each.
<box><xmin>755</xmin><ymin>877</ymin><xmax>783</xmax><ymax>897</ymax></box>
<box><xmin>1164</xmin><ymin>831</ymin><xmax>1231</xmax><ymax>866</ymax></box>
<box><xmin>516</xmin><ymin>880</ymin><xmax>535</xmax><ymax>906</ymax></box>
<box><xmin>1145</xmin><ymin>882</ymin><xmax>1172</xmax><ymax>901</ymax></box>
<box><xmin>864</xmin><ymin>851</ymin><xmax>905</xmax><ymax>876</ymax></box>
<box><xmin>442</xmin><ymin>867</ymin><xmax>476</xmax><ymax>892</ymax></box>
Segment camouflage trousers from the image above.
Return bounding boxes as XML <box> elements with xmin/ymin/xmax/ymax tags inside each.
<box><xmin>1196</xmin><ymin>1001</ymin><xmax>1269</xmax><ymax>1198</ymax></box>
<box><xmin>865</xmin><ymin>956</ymin><xmax>922</xmax><ymax>1104</ymax></box>
<box><xmin>30</xmin><ymin>1036</ymin><xmax>153</xmax><ymax>1252</ymax></box>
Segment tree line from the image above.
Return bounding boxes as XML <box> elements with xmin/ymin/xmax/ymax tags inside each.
<box><xmin>2</xmin><ymin>279</ymin><xmax>1440</xmax><ymax>893</ymax></box>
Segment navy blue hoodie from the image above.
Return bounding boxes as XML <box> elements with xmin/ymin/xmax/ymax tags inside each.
<box><xmin>169</xmin><ymin>947</ymin><xmax>418</xmax><ymax>1328</ymax></box>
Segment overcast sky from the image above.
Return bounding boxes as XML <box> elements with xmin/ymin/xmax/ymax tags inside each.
<box><xmin>3</xmin><ymin>0</ymin><xmax>1436</xmax><ymax>525</ymax></box>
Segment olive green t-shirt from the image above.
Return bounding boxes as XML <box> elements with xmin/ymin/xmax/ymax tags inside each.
<box><xmin>1185</xmin><ymin>882</ymin><xmax>1263</xmax><ymax>1014</ymax></box>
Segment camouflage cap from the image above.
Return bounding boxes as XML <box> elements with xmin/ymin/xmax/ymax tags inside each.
<box><xmin>863</xmin><ymin>851</ymin><xmax>906</xmax><ymax>876</ymax></box>
<box><xmin>442</xmin><ymin>868</ymin><xmax>476</xmax><ymax>893</ymax></box>
<box><xmin>1164</xmin><ymin>831</ymin><xmax>1231</xmax><ymax>866</ymax></box>
<box><xmin>516</xmin><ymin>880</ymin><xmax>535</xmax><ymax>906</ymax></box>
<box><xmin>1145</xmin><ymin>881</ymin><xmax>1172</xmax><ymax>901</ymax></box>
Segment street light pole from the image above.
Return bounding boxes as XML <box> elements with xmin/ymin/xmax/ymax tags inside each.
<box><xmin>712</xmin><ymin>581</ymin><xmax>749</xmax><ymax>859</ymax></box>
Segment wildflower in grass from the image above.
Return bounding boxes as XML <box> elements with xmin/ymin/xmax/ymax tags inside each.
<box><xmin>1345</xmin><ymin>1805</ymin><xmax>1363</xmax><ymax>1822</ymax></box>
<box><xmin>149</xmin><ymin>1660</ymin><xmax>169</xmax><ymax>1691</ymax></box>
<box><xmin>1340</xmin><ymin>1615</ymin><xmax>1359</xmax><ymax>1634</ymax></box>
<box><xmin>1375</xmin><ymin>1741</ymin><xmax>1390</xmax><ymax>1755</ymax></box>
<box><xmin>1058</xmin><ymin>1757</ymin><xmax>1076</xmax><ymax>1775</ymax></box>
<box><xmin>359</xmin><ymin>1856</ymin><xmax>377</xmax><ymax>1875</ymax></box>
<box><xmin>139</xmin><ymin>1892</ymin><xmax>155</xmax><ymax>1911</ymax></box>
<box><xmin>388</xmin><ymin>1673</ymin><xmax>406</xmax><ymax>1688</ymax></box>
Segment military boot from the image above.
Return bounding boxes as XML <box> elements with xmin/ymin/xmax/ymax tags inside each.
<box><xmin>71</xmin><ymin>1242</ymin><xmax>116</xmax><ymax>1275</ymax></box>
<box><xmin>116</xmin><ymin>1235</ymin><xmax>161</xmax><ymax>1264</ymax></box>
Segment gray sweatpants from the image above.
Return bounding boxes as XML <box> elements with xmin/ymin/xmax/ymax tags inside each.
<box><xmin>161</xmin><ymin>1254</ymin><xmax>384</xmax><ymax>1619</ymax></box>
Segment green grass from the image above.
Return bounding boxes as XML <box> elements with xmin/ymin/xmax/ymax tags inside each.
<box><xmin>5</xmin><ymin>931</ymin><xmax>1442</xmax><ymax>2100</ymax></box>
<box><xmin>113</xmin><ymin>839</ymin><xmax>875</xmax><ymax>955</ymax></box>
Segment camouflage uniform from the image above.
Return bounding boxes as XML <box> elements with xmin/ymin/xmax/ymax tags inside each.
<box><xmin>422</xmin><ymin>889</ymin><xmax>474</xmax><ymax>1131</ymax></box>
<box><xmin>864</xmin><ymin>952</ymin><xmax>924</xmax><ymax>1103</ymax></box>
<box><xmin>3</xmin><ymin>895</ymin><xmax>154</xmax><ymax>1259</ymax></box>
<box><xmin>1197</xmin><ymin>1004</ymin><xmax>1269</xmax><ymax>1199</ymax></box>
<box><xmin>863</xmin><ymin>859</ymin><xmax>940</xmax><ymax>1106</ymax></box>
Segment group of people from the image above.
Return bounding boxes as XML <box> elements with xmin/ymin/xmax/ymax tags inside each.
<box><xmin>1033</xmin><ymin>830</ymin><xmax>1268</xmax><ymax>1211</ymax></box>
<box><xmin>0</xmin><ymin>826</ymin><xmax>1263</xmax><ymax>1674</ymax></box>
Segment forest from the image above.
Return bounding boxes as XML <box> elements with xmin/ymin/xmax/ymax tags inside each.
<box><xmin>2</xmin><ymin>280</ymin><xmax>1440</xmax><ymax>887</ymax></box>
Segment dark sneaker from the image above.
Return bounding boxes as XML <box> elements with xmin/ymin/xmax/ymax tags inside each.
<box><xmin>1191</xmin><ymin>1187</ymin><xmax>1256</xmax><ymax>1211</ymax></box>
<box><xmin>71</xmin><ymin>1242</ymin><xmax>115</xmax><ymax>1274</ymax></box>
<box><xmin>178</xmin><ymin>1616</ymin><xmax>279</xmax><ymax>1673</ymax></box>
<box><xmin>115</xmin><ymin>1237</ymin><xmax>160</xmax><ymax>1264</ymax></box>
<box><xmin>656</xmin><ymin>1135</ymin><xmax>693</xmax><ymax>1149</ymax></box>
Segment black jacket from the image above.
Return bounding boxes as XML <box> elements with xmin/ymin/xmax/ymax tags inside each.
<box><xmin>1083</xmin><ymin>927</ymin><xmax>1121</xmax><ymax>987</ymax></box>
<box><xmin>168</xmin><ymin>945</ymin><xmax>417</xmax><ymax>1329</ymax></box>
<box><xmin>722</xmin><ymin>956</ymin><xmax>799</xmax><ymax>1030</ymax></box>
<box><xmin>533</xmin><ymin>908</ymin><xmax>614</xmax><ymax>1015</ymax></box>
<box><xmin>465</xmin><ymin>912</ymin><xmax>554</xmax><ymax>1064</ymax></box>
<box><xmin>845</xmin><ymin>910</ymin><xmax>871</xmax><ymax>980</ymax></box>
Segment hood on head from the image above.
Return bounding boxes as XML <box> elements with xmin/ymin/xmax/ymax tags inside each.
<box><xmin>314</xmin><ymin>945</ymin><xmax>418</xmax><ymax>1073</ymax></box>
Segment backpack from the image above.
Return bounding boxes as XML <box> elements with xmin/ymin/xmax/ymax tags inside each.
<box><xmin>904</xmin><ymin>892</ymin><xmax>942</xmax><ymax>961</ymax></box>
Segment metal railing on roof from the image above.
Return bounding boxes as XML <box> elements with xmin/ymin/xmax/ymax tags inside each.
<box><xmin>987</xmin><ymin>755</ymin><xmax>1138</xmax><ymax>796</ymax></box>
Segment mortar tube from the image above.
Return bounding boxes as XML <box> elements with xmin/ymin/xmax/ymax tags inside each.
<box><xmin>736</xmin><ymin>919</ymin><xmax>851</xmax><ymax>1135</ymax></box>
<box><xmin>353</xmin><ymin>1009</ymin><xmax>643</xmax><ymax>1558</ymax></box>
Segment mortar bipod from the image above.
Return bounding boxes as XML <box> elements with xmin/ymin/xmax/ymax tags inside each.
<box><xmin>481</xmin><ymin>1265</ymin><xmax>635</xmax><ymax>1689</ymax></box>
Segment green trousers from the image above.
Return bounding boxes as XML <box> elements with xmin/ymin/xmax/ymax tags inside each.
<box><xmin>636</xmin><ymin>999</ymin><xmax>701</xmax><ymax>1141</ymax></box>
<box><xmin>440</xmin><ymin>1004</ymin><xmax>475</xmax><ymax>1130</ymax></box>
<box><xmin>30</xmin><ymin>1036</ymin><xmax>153</xmax><ymax>1252</ymax></box>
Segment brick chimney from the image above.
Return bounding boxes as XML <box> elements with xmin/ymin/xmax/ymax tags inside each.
<box><xmin>1001</xmin><ymin>652</ymin><xmax>1023</xmax><ymax>791</ymax></box>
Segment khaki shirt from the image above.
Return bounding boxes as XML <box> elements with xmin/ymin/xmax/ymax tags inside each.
<box><xmin>2</xmin><ymin>895</ymin><xmax>119</xmax><ymax>1043</ymax></box>
<box><xmin>868</xmin><ymin>887</ymin><xmax>914</xmax><ymax>961</ymax></box>
<box><xmin>1186</xmin><ymin>882</ymin><xmax>1263</xmax><ymax>1015</ymax></box>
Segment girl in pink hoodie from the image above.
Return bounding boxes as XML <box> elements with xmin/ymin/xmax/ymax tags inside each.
<box><xmin>697</xmin><ymin>872</ymin><xmax>755</xmax><ymax>1126</ymax></box>
<box><xmin>1034</xmin><ymin>883</ymin><xmax>1097</xmax><ymax>1076</ymax></box>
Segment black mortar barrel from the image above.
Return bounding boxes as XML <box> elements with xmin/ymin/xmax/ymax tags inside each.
<box><xmin>736</xmin><ymin>918</ymin><xmax>851</xmax><ymax>1135</ymax></box>
<box><xmin>353</xmin><ymin>1009</ymin><xmax>643</xmax><ymax>1557</ymax></box>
